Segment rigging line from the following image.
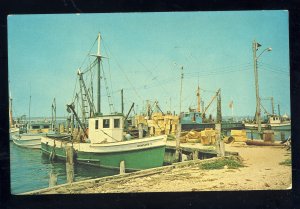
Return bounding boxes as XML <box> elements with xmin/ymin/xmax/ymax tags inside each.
<box><xmin>103</xmin><ymin>49</ymin><xmax>143</xmax><ymax>103</ymax></box>
<box><xmin>82</xmin><ymin>59</ymin><xmax>98</xmax><ymax>74</ymax></box>
<box><xmin>107</xmin><ymin>56</ymin><xmax>115</xmax><ymax>111</ymax></box>
<box><xmin>79</xmin><ymin>36</ymin><xmax>98</xmax><ymax>69</ymax></box>
<box><xmin>100</xmin><ymin>130</ymin><xmax>118</xmax><ymax>142</ymax></box>
<box><xmin>72</xmin><ymin>74</ymin><xmax>78</xmax><ymax>102</ymax></box>
<box><xmin>100</xmin><ymin>61</ymin><xmax>115</xmax><ymax>113</ymax></box>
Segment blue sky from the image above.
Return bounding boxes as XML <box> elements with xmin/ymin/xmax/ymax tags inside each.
<box><xmin>8</xmin><ymin>11</ymin><xmax>290</xmax><ymax>118</ymax></box>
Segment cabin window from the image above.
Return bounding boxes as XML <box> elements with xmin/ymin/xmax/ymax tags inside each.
<box><xmin>103</xmin><ymin>119</ymin><xmax>110</xmax><ymax>128</ymax></box>
<box><xmin>114</xmin><ymin>119</ymin><xmax>120</xmax><ymax>128</ymax></box>
<box><xmin>43</xmin><ymin>125</ymin><xmax>50</xmax><ymax>129</ymax></box>
<box><xmin>95</xmin><ymin>120</ymin><xmax>99</xmax><ymax>129</ymax></box>
<box><xmin>31</xmin><ymin>125</ymin><xmax>40</xmax><ymax>129</ymax></box>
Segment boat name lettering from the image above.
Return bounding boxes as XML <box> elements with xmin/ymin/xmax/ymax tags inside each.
<box><xmin>137</xmin><ymin>142</ymin><xmax>152</xmax><ymax>147</ymax></box>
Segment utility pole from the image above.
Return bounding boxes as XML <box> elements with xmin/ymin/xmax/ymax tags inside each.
<box><xmin>253</xmin><ymin>40</ymin><xmax>261</xmax><ymax>133</ymax></box>
<box><xmin>252</xmin><ymin>40</ymin><xmax>272</xmax><ymax>133</ymax></box>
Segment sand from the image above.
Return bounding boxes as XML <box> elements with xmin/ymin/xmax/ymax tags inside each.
<box><xmin>82</xmin><ymin>142</ymin><xmax>292</xmax><ymax>193</ymax></box>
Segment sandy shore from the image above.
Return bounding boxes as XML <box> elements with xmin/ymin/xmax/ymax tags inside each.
<box><xmin>80</xmin><ymin>142</ymin><xmax>291</xmax><ymax>193</ymax></box>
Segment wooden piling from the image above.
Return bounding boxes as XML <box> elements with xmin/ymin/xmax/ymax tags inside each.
<box><xmin>49</xmin><ymin>170</ymin><xmax>57</xmax><ymax>187</ymax></box>
<box><xmin>193</xmin><ymin>150</ymin><xmax>199</xmax><ymax>160</ymax></box>
<box><xmin>215</xmin><ymin>123</ymin><xmax>224</xmax><ymax>157</ymax></box>
<box><xmin>66</xmin><ymin>145</ymin><xmax>74</xmax><ymax>184</ymax></box>
<box><xmin>138</xmin><ymin>123</ymin><xmax>144</xmax><ymax>138</ymax></box>
<box><xmin>175</xmin><ymin>122</ymin><xmax>181</xmax><ymax>162</ymax></box>
<box><xmin>250</xmin><ymin>130</ymin><xmax>253</xmax><ymax>140</ymax></box>
<box><xmin>281</xmin><ymin>132</ymin><xmax>285</xmax><ymax>141</ymax></box>
<box><xmin>120</xmin><ymin>161</ymin><xmax>125</xmax><ymax>174</ymax></box>
<box><xmin>220</xmin><ymin>139</ymin><xmax>225</xmax><ymax>157</ymax></box>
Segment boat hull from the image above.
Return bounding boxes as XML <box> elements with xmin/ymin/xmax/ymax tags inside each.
<box><xmin>270</xmin><ymin>123</ymin><xmax>291</xmax><ymax>131</ymax></box>
<box><xmin>41</xmin><ymin>135</ymin><xmax>167</xmax><ymax>171</ymax></box>
<box><xmin>245</xmin><ymin>122</ymin><xmax>291</xmax><ymax>131</ymax></box>
<box><xmin>12</xmin><ymin>134</ymin><xmax>41</xmax><ymax>149</ymax></box>
<box><xmin>244</xmin><ymin>123</ymin><xmax>270</xmax><ymax>130</ymax></box>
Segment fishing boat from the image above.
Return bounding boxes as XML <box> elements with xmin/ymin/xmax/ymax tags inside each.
<box><xmin>9</xmin><ymin>95</ymin><xmax>19</xmax><ymax>139</ymax></box>
<box><xmin>41</xmin><ymin>33</ymin><xmax>167</xmax><ymax>171</ymax></box>
<box><xmin>267</xmin><ymin>114</ymin><xmax>291</xmax><ymax>130</ymax></box>
<box><xmin>12</xmin><ymin>121</ymin><xmax>52</xmax><ymax>149</ymax></box>
<box><xmin>12</xmin><ymin>94</ymin><xmax>55</xmax><ymax>148</ymax></box>
<box><xmin>180</xmin><ymin>88</ymin><xmax>244</xmax><ymax>131</ymax></box>
<box><xmin>244</xmin><ymin>122</ymin><xmax>269</xmax><ymax>130</ymax></box>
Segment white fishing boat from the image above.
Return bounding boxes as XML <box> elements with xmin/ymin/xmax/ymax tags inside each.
<box><xmin>268</xmin><ymin>115</ymin><xmax>291</xmax><ymax>130</ymax></box>
<box><xmin>12</xmin><ymin>121</ymin><xmax>52</xmax><ymax>149</ymax></box>
<box><xmin>41</xmin><ymin>33</ymin><xmax>167</xmax><ymax>171</ymax></box>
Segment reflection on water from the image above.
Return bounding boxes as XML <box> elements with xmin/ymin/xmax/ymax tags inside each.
<box><xmin>224</xmin><ymin>129</ymin><xmax>291</xmax><ymax>141</ymax></box>
<box><xmin>245</xmin><ymin>130</ymin><xmax>291</xmax><ymax>141</ymax></box>
<box><xmin>10</xmin><ymin>142</ymin><xmax>119</xmax><ymax>194</ymax></box>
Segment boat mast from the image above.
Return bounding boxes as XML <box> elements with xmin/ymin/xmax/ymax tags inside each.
<box><xmin>197</xmin><ymin>85</ymin><xmax>201</xmax><ymax>112</ymax></box>
<box><xmin>97</xmin><ymin>33</ymin><xmax>101</xmax><ymax>115</ymax></box>
<box><xmin>121</xmin><ymin>89</ymin><xmax>124</xmax><ymax>114</ymax></box>
<box><xmin>51</xmin><ymin>98</ymin><xmax>56</xmax><ymax>131</ymax></box>
<box><xmin>271</xmin><ymin>97</ymin><xmax>274</xmax><ymax>115</ymax></box>
<box><xmin>28</xmin><ymin>95</ymin><xmax>31</xmax><ymax>130</ymax></box>
<box><xmin>9</xmin><ymin>94</ymin><xmax>14</xmax><ymax>128</ymax></box>
<box><xmin>179</xmin><ymin>66</ymin><xmax>183</xmax><ymax>115</ymax></box>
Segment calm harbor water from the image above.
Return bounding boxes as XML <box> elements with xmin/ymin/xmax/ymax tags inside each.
<box><xmin>10</xmin><ymin>141</ymin><xmax>119</xmax><ymax>194</ymax></box>
<box><xmin>244</xmin><ymin>129</ymin><xmax>291</xmax><ymax>141</ymax></box>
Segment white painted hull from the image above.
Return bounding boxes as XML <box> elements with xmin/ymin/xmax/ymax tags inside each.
<box><xmin>244</xmin><ymin>123</ymin><xmax>269</xmax><ymax>129</ymax></box>
<box><xmin>41</xmin><ymin>135</ymin><xmax>167</xmax><ymax>153</ymax></box>
<box><xmin>12</xmin><ymin>134</ymin><xmax>42</xmax><ymax>149</ymax></box>
<box><xmin>245</xmin><ymin>122</ymin><xmax>291</xmax><ymax>130</ymax></box>
<box><xmin>9</xmin><ymin>128</ymin><xmax>20</xmax><ymax>140</ymax></box>
<box><xmin>270</xmin><ymin>122</ymin><xmax>291</xmax><ymax>130</ymax></box>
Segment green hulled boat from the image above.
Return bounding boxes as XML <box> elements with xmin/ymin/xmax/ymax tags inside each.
<box><xmin>41</xmin><ymin>33</ymin><xmax>167</xmax><ymax>171</ymax></box>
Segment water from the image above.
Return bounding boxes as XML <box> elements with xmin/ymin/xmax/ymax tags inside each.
<box><xmin>10</xmin><ymin>142</ymin><xmax>119</xmax><ymax>194</ymax></box>
<box><xmin>245</xmin><ymin>130</ymin><xmax>291</xmax><ymax>141</ymax></box>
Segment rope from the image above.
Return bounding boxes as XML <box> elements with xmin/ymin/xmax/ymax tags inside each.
<box><xmin>100</xmin><ymin>130</ymin><xmax>118</xmax><ymax>142</ymax></box>
<box><xmin>101</xmin><ymin>39</ymin><xmax>143</xmax><ymax>103</ymax></box>
<box><xmin>79</xmin><ymin>36</ymin><xmax>98</xmax><ymax>69</ymax></box>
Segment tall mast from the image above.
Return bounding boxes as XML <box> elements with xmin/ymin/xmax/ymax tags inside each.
<box><xmin>197</xmin><ymin>85</ymin><xmax>201</xmax><ymax>112</ymax></box>
<box><xmin>9</xmin><ymin>95</ymin><xmax>13</xmax><ymax>127</ymax></box>
<box><xmin>97</xmin><ymin>33</ymin><xmax>101</xmax><ymax>115</ymax></box>
<box><xmin>179</xmin><ymin>66</ymin><xmax>183</xmax><ymax>115</ymax></box>
<box><xmin>28</xmin><ymin>95</ymin><xmax>31</xmax><ymax>129</ymax></box>
<box><xmin>271</xmin><ymin>97</ymin><xmax>274</xmax><ymax>115</ymax></box>
<box><xmin>121</xmin><ymin>89</ymin><xmax>124</xmax><ymax>114</ymax></box>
